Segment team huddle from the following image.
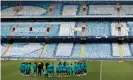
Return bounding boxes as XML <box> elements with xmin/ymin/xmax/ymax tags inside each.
<box><xmin>19</xmin><ymin>61</ymin><xmax>87</xmax><ymax>77</ymax></box>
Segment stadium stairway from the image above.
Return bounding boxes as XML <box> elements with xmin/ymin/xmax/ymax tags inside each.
<box><xmin>39</xmin><ymin>44</ymin><xmax>48</xmax><ymax>58</ymax></box>
<box><xmin>2</xmin><ymin>27</ymin><xmax>14</xmax><ymax>57</ymax></box>
<box><xmin>111</xmin><ymin>23</ymin><xmax>131</xmax><ymax>59</ymax></box>
<box><xmin>79</xmin><ymin>23</ymin><xmax>86</xmax><ymax>58</ymax></box>
<box><xmin>1</xmin><ymin>44</ymin><xmax>12</xmax><ymax>57</ymax></box>
<box><xmin>118</xmin><ymin>43</ymin><xmax>124</xmax><ymax>59</ymax></box>
<box><xmin>80</xmin><ymin>44</ymin><xmax>84</xmax><ymax>58</ymax></box>
<box><xmin>39</xmin><ymin>27</ymin><xmax>49</xmax><ymax>58</ymax></box>
<box><xmin>56</xmin><ymin>22</ymin><xmax>75</xmax><ymax>57</ymax></box>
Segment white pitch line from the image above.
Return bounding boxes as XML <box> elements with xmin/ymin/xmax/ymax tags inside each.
<box><xmin>100</xmin><ymin>61</ymin><xmax>103</xmax><ymax>80</ymax></box>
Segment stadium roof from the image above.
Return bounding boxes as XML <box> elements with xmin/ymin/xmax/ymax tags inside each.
<box><xmin>2</xmin><ymin>0</ymin><xmax>133</xmax><ymax>1</ymax></box>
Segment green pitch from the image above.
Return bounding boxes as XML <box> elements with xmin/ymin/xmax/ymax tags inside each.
<box><xmin>1</xmin><ymin>60</ymin><xmax>133</xmax><ymax>80</ymax></box>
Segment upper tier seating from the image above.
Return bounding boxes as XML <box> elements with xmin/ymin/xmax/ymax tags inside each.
<box><xmin>62</xmin><ymin>5</ymin><xmax>78</xmax><ymax>16</ymax></box>
<box><xmin>89</xmin><ymin>5</ymin><xmax>115</xmax><ymax>15</ymax></box>
<box><xmin>121</xmin><ymin>5</ymin><xmax>133</xmax><ymax>15</ymax></box>
<box><xmin>2</xmin><ymin>6</ymin><xmax>47</xmax><ymax>16</ymax></box>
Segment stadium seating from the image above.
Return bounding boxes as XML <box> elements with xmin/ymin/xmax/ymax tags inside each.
<box><xmin>62</xmin><ymin>5</ymin><xmax>78</xmax><ymax>16</ymax></box>
<box><xmin>56</xmin><ymin>43</ymin><xmax>73</xmax><ymax>57</ymax></box>
<box><xmin>123</xmin><ymin>43</ymin><xmax>131</xmax><ymax>56</ymax></box>
<box><xmin>1</xmin><ymin>1</ymin><xmax>133</xmax><ymax>59</ymax></box>
<box><xmin>84</xmin><ymin>43</ymin><xmax>112</xmax><ymax>58</ymax></box>
<box><xmin>4</xmin><ymin>43</ymin><xmax>43</xmax><ymax>57</ymax></box>
<box><xmin>130</xmin><ymin>43</ymin><xmax>133</xmax><ymax>56</ymax></box>
<box><xmin>2</xmin><ymin>6</ymin><xmax>47</xmax><ymax>16</ymax></box>
<box><xmin>56</xmin><ymin>23</ymin><xmax>75</xmax><ymax>57</ymax></box>
<box><xmin>121</xmin><ymin>5</ymin><xmax>133</xmax><ymax>15</ymax></box>
<box><xmin>1</xmin><ymin>23</ymin><xmax>61</xmax><ymax>36</ymax></box>
<box><xmin>21</xmin><ymin>48</ymin><xmax>43</xmax><ymax>58</ymax></box>
<box><xmin>127</xmin><ymin>22</ymin><xmax>133</xmax><ymax>36</ymax></box>
<box><xmin>44</xmin><ymin>44</ymin><xmax>57</xmax><ymax>58</ymax></box>
<box><xmin>49</xmin><ymin>3</ymin><xmax>62</xmax><ymax>16</ymax></box>
<box><xmin>78</xmin><ymin>5</ymin><xmax>88</xmax><ymax>15</ymax></box>
<box><xmin>1</xmin><ymin>24</ymin><xmax>12</xmax><ymax>36</ymax></box>
<box><xmin>1</xmin><ymin>1</ymin><xmax>133</xmax><ymax>17</ymax></box>
<box><xmin>88</xmin><ymin>5</ymin><xmax>115</xmax><ymax>15</ymax></box>
<box><xmin>71</xmin><ymin>44</ymin><xmax>81</xmax><ymax>58</ymax></box>
<box><xmin>86</xmin><ymin>22</ymin><xmax>111</xmax><ymax>36</ymax></box>
<box><xmin>48</xmin><ymin>25</ymin><xmax>60</xmax><ymax>36</ymax></box>
<box><xmin>1</xmin><ymin>44</ymin><xmax>8</xmax><ymax>55</ymax></box>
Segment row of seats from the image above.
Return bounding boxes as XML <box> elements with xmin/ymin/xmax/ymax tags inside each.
<box><xmin>86</xmin><ymin>22</ymin><xmax>111</xmax><ymax>36</ymax></box>
<box><xmin>127</xmin><ymin>22</ymin><xmax>133</xmax><ymax>36</ymax></box>
<box><xmin>1</xmin><ymin>23</ymin><xmax>60</xmax><ymax>36</ymax></box>
<box><xmin>84</xmin><ymin>43</ymin><xmax>112</xmax><ymax>58</ymax></box>
<box><xmin>1</xmin><ymin>3</ymin><xmax>133</xmax><ymax>16</ymax></box>
<box><xmin>89</xmin><ymin>5</ymin><xmax>115</xmax><ymax>15</ymax></box>
<box><xmin>2</xmin><ymin>43</ymin><xmax>133</xmax><ymax>59</ymax></box>
<box><xmin>55</xmin><ymin>23</ymin><xmax>75</xmax><ymax>57</ymax></box>
<box><xmin>2</xmin><ymin>22</ymin><xmax>133</xmax><ymax>36</ymax></box>
<box><xmin>44</xmin><ymin>44</ymin><xmax>57</xmax><ymax>58</ymax></box>
<box><xmin>3</xmin><ymin>43</ymin><xmax>43</xmax><ymax>57</ymax></box>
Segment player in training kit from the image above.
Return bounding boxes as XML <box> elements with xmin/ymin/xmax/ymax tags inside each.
<box><xmin>51</xmin><ymin>63</ymin><xmax>54</xmax><ymax>77</ymax></box>
<box><xmin>56</xmin><ymin>64</ymin><xmax>60</xmax><ymax>77</ymax></box>
<box><xmin>71</xmin><ymin>64</ymin><xmax>75</xmax><ymax>76</ymax></box>
<box><xmin>62</xmin><ymin>62</ymin><xmax>67</xmax><ymax>77</ymax></box>
<box><xmin>20</xmin><ymin>62</ymin><xmax>24</xmax><ymax>76</ymax></box>
<box><xmin>77</xmin><ymin>62</ymin><xmax>81</xmax><ymax>76</ymax></box>
<box><xmin>59</xmin><ymin>62</ymin><xmax>63</xmax><ymax>77</ymax></box>
<box><xmin>66</xmin><ymin>63</ymin><xmax>71</xmax><ymax>76</ymax></box>
<box><xmin>25</xmin><ymin>63</ymin><xmax>30</xmax><ymax>76</ymax></box>
<box><xmin>48</xmin><ymin>63</ymin><xmax>52</xmax><ymax>77</ymax></box>
<box><xmin>83</xmin><ymin>62</ymin><xmax>87</xmax><ymax>75</ymax></box>
<box><xmin>33</xmin><ymin>62</ymin><xmax>37</xmax><ymax>77</ymax></box>
<box><xmin>28</xmin><ymin>62</ymin><xmax>31</xmax><ymax>75</ymax></box>
<box><xmin>23</xmin><ymin>62</ymin><xmax>26</xmax><ymax>75</ymax></box>
<box><xmin>44</xmin><ymin>70</ymin><xmax>48</xmax><ymax>77</ymax></box>
<box><xmin>74</xmin><ymin>62</ymin><xmax>78</xmax><ymax>76</ymax></box>
<box><xmin>81</xmin><ymin>62</ymin><xmax>84</xmax><ymax>75</ymax></box>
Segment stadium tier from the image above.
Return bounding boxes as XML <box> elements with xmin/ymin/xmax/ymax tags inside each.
<box><xmin>1</xmin><ymin>22</ymin><xmax>133</xmax><ymax>36</ymax></box>
<box><xmin>1</xmin><ymin>1</ymin><xmax>133</xmax><ymax>18</ymax></box>
<box><xmin>1</xmin><ymin>21</ymin><xmax>133</xmax><ymax>59</ymax></box>
<box><xmin>1</xmin><ymin>43</ymin><xmax>133</xmax><ymax>59</ymax></box>
<box><xmin>1</xmin><ymin>1</ymin><xmax>133</xmax><ymax>60</ymax></box>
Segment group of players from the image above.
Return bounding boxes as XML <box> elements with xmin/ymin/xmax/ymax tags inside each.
<box><xmin>19</xmin><ymin>61</ymin><xmax>87</xmax><ymax>77</ymax></box>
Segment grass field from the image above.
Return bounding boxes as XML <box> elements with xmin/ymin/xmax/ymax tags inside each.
<box><xmin>1</xmin><ymin>60</ymin><xmax>133</xmax><ymax>80</ymax></box>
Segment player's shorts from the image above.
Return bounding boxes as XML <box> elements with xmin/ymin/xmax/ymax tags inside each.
<box><xmin>56</xmin><ymin>71</ymin><xmax>59</xmax><ymax>73</ymax></box>
<box><xmin>34</xmin><ymin>70</ymin><xmax>37</xmax><ymax>73</ymax></box>
<box><xmin>63</xmin><ymin>70</ymin><xmax>66</xmax><ymax>73</ymax></box>
<box><xmin>67</xmin><ymin>71</ymin><xmax>70</xmax><ymax>75</ymax></box>
<box><xmin>48</xmin><ymin>71</ymin><xmax>52</xmax><ymax>74</ymax></box>
<box><xmin>83</xmin><ymin>69</ymin><xmax>86</xmax><ymax>73</ymax></box>
<box><xmin>44</xmin><ymin>74</ymin><xmax>48</xmax><ymax>77</ymax></box>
